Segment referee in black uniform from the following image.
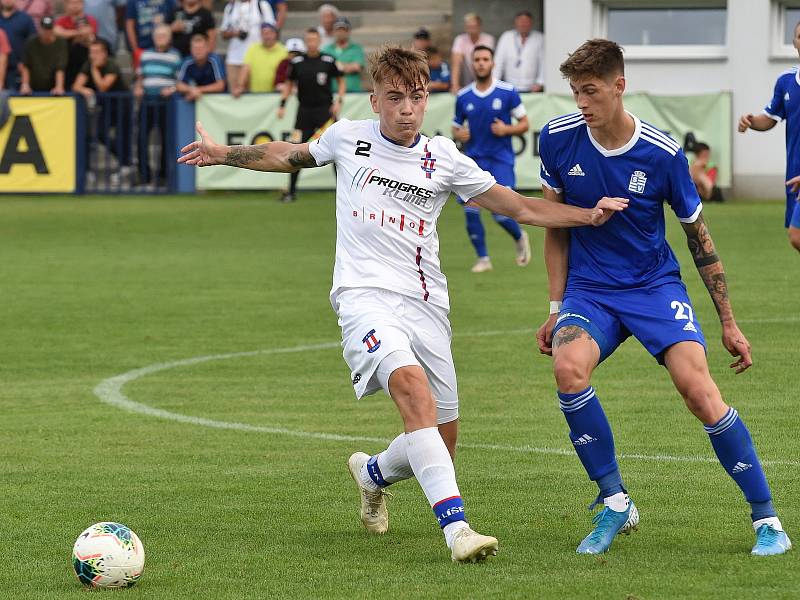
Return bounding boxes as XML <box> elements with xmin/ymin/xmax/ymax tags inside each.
<box><xmin>277</xmin><ymin>27</ymin><xmax>345</xmax><ymax>202</ymax></box>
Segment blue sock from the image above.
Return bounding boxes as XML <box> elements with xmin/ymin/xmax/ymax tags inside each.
<box><xmin>704</xmin><ymin>407</ymin><xmax>775</xmax><ymax>521</ymax></box>
<box><xmin>492</xmin><ymin>212</ymin><xmax>522</xmax><ymax>241</ymax></box>
<box><xmin>433</xmin><ymin>496</ymin><xmax>466</xmax><ymax>528</ymax></box>
<box><xmin>559</xmin><ymin>387</ymin><xmax>624</xmax><ymax>498</ymax></box>
<box><xmin>464</xmin><ymin>208</ymin><xmax>487</xmax><ymax>257</ymax></box>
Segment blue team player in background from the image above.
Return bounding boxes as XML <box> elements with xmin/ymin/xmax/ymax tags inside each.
<box><xmin>453</xmin><ymin>45</ymin><xmax>531</xmax><ymax>272</ymax></box>
<box><xmin>536</xmin><ymin>39</ymin><xmax>791</xmax><ymax>556</ymax></box>
<box><xmin>738</xmin><ymin>19</ymin><xmax>800</xmax><ymax>254</ymax></box>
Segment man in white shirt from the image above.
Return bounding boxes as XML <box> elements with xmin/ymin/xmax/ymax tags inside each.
<box><xmin>178</xmin><ymin>46</ymin><xmax>627</xmax><ymax>563</ymax></box>
<box><xmin>492</xmin><ymin>10</ymin><xmax>544</xmax><ymax>93</ymax></box>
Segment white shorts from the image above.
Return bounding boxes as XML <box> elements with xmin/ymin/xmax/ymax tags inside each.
<box><xmin>335</xmin><ymin>287</ymin><xmax>459</xmax><ymax>424</ymax></box>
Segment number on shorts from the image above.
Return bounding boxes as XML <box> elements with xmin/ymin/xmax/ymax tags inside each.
<box><xmin>670</xmin><ymin>300</ymin><xmax>694</xmax><ymax>322</ymax></box>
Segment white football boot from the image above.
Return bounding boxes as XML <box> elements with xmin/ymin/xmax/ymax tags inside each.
<box><xmin>471</xmin><ymin>257</ymin><xmax>493</xmax><ymax>273</ymax></box>
<box><xmin>347</xmin><ymin>452</ymin><xmax>389</xmax><ymax>534</ymax></box>
<box><xmin>515</xmin><ymin>230</ymin><xmax>531</xmax><ymax>266</ymax></box>
<box><xmin>450</xmin><ymin>527</ymin><xmax>499</xmax><ymax>563</ymax></box>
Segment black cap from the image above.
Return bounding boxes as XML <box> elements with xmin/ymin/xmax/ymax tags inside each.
<box><xmin>333</xmin><ymin>17</ymin><xmax>351</xmax><ymax>30</ymax></box>
<box><xmin>40</xmin><ymin>15</ymin><xmax>54</xmax><ymax>29</ymax></box>
<box><xmin>413</xmin><ymin>27</ymin><xmax>430</xmax><ymax>40</ymax></box>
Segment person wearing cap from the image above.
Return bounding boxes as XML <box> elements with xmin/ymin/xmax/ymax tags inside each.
<box><xmin>219</xmin><ymin>0</ymin><xmax>274</xmax><ymax>93</ymax></box>
<box><xmin>411</xmin><ymin>27</ymin><xmax>430</xmax><ymax>53</ymax></box>
<box><xmin>492</xmin><ymin>10</ymin><xmax>544</xmax><ymax>93</ymax></box>
<box><xmin>0</xmin><ymin>0</ymin><xmax>37</xmax><ymax>89</ymax></box>
<box><xmin>322</xmin><ymin>16</ymin><xmax>363</xmax><ymax>92</ymax></box>
<box><xmin>176</xmin><ymin>32</ymin><xmax>225</xmax><ymax>101</ymax></box>
<box><xmin>234</xmin><ymin>21</ymin><xmax>285</xmax><ymax>96</ymax></box>
<box><xmin>19</xmin><ymin>15</ymin><xmax>67</xmax><ymax>94</ymax></box>
<box><xmin>274</xmin><ymin>35</ymin><xmax>303</xmax><ymax>93</ymax></box>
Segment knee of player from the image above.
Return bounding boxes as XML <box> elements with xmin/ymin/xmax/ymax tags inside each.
<box><xmin>788</xmin><ymin>228</ymin><xmax>800</xmax><ymax>251</ymax></box>
<box><xmin>552</xmin><ymin>355</ymin><xmax>591</xmax><ymax>393</ymax></box>
<box><xmin>680</xmin><ymin>382</ymin><xmax>723</xmax><ymax>421</ymax></box>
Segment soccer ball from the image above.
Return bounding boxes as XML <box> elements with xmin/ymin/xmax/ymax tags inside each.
<box><xmin>72</xmin><ymin>522</ymin><xmax>145</xmax><ymax>588</ymax></box>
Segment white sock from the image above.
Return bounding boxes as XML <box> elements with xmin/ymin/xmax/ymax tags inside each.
<box><xmin>604</xmin><ymin>492</ymin><xmax>629</xmax><ymax>512</ymax></box>
<box><xmin>406</xmin><ymin>427</ymin><xmax>464</xmax><ymax>545</ymax></box>
<box><xmin>753</xmin><ymin>517</ymin><xmax>783</xmax><ymax>532</ymax></box>
<box><xmin>443</xmin><ymin>521</ymin><xmax>470</xmax><ymax>549</ymax></box>
<box><xmin>376</xmin><ymin>433</ymin><xmax>414</xmax><ymax>484</ymax></box>
<box><xmin>358</xmin><ymin>462</ymin><xmax>380</xmax><ymax>492</ymax></box>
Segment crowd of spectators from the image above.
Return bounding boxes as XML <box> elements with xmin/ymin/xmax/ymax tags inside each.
<box><xmin>0</xmin><ymin>2</ymin><xmax>551</xmax><ymax>187</ymax></box>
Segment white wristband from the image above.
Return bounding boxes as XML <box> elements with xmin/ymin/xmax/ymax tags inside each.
<box><xmin>549</xmin><ymin>300</ymin><xmax>563</xmax><ymax>315</ymax></box>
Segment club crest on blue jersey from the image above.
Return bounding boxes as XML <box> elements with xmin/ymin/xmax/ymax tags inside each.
<box><xmin>362</xmin><ymin>329</ymin><xmax>381</xmax><ymax>353</ymax></box>
<box><xmin>420</xmin><ymin>143</ymin><xmax>436</xmax><ymax>179</ymax></box>
<box><xmin>492</xmin><ymin>98</ymin><xmax>502</xmax><ymax>110</ymax></box>
<box><xmin>628</xmin><ymin>170</ymin><xmax>647</xmax><ymax>194</ymax></box>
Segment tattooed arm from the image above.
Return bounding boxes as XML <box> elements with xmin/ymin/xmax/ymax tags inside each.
<box><xmin>177</xmin><ymin>121</ymin><xmax>319</xmax><ymax>173</ymax></box>
<box><xmin>681</xmin><ymin>213</ymin><xmax>753</xmax><ymax>373</ymax></box>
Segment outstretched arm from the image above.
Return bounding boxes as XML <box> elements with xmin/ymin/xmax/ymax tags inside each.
<box><xmin>470</xmin><ymin>183</ymin><xmax>627</xmax><ymax>228</ymax></box>
<box><xmin>681</xmin><ymin>213</ymin><xmax>752</xmax><ymax>373</ymax></box>
<box><xmin>177</xmin><ymin>121</ymin><xmax>319</xmax><ymax>172</ymax></box>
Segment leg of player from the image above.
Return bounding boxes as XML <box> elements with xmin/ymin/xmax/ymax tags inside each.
<box><xmin>552</xmin><ymin>326</ymin><xmax>639</xmax><ymax>555</ymax></box>
<box><xmin>464</xmin><ymin>205</ymin><xmax>492</xmax><ymax>272</ymax></box>
<box><xmin>490</xmin><ymin>213</ymin><xmax>530</xmax><ymax>267</ymax></box>
<box><xmin>664</xmin><ymin>342</ymin><xmax>791</xmax><ymax>556</ymax></box>
<box><xmin>788</xmin><ymin>200</ymin><xmax>800</xmax><ymax>252</ymax></box>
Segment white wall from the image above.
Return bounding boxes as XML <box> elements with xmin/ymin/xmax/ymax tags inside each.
<box><xmin>544</xmin><ymin>0</ymin><xmax>796</xmax><ymax>199</ymax></box>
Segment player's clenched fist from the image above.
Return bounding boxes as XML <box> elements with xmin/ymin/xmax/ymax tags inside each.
<box><xmin>737</xmin><ymin>113</ymin><xmax>753</xmax><ymax>132</ymax></box>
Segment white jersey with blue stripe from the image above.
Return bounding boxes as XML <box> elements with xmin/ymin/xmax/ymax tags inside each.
<box><xmin>539</xmin><ymin>112</ymin><xmax>702</xmax><ymax>290</ymax></box>
<box><xmin>453</xmin><ymin>79</ymin><xmax>526</xmax><ymax>164</ymax></box>
<box><xmin>764</xmin><ymin>66</ymin><xmax>800</xmax><ymax>178</ymax></box>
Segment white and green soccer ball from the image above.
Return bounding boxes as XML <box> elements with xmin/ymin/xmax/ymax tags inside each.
<box><xmin>72</xmin><ymin>522</ymin><xmax>145</xmax><ymax>588</ymax></box>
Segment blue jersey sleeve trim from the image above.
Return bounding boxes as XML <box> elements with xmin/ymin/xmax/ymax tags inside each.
<box><xmin>762</xmin><ymin>109</ymin><xmax>782</xmax><ymax>122</ymax></box>
<box><xmin>677</xmin><ymin>202</ymin><xmax>703</xmax><ymax>224</ymax></box>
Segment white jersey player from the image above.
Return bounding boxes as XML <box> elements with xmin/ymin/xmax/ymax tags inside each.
<box><xmin>178</xmin><ymin>46</ymin><xmax>627</xmax><ymax>563</ymax></box>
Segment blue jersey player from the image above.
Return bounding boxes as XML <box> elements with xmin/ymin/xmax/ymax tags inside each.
<box><xmin>453</xmin><ymin>45</ymin><xmax>531</xmax><ymax>272</ymax></box>
<box><xmin>738</xmin><ymin>20</ymin><xmax>800</xmax><ymax>253</ymax></box>
<box><xmin>537</xmin><ymin>39</ymin><xmax>790</xmax><ymax>556</ymax></box>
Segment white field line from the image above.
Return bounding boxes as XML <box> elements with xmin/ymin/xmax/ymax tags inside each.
<box><xmin>92</xmin><ymin>324</ymin><xmax>800</xmax><ymax>468</ymax></box>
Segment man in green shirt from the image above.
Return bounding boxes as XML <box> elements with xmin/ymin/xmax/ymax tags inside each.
<box><xmin>322</xmin><ymin>17</ymin><xmax>364</xmax><ymax>93</ymax></box>
<box><xmin>19</xmin><ymin>16</ymin><xmax>67</xmax><ymax>94</ymax></box>
<box><xmin>235</xmin><ymin>22</ymin><xmax>287</xmax><ymax>96</ymax></box>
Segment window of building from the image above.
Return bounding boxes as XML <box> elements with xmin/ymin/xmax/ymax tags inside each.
<box><xmin>771</xmin><ymin>1</ymin><xmax>800</xmax><ymax>58</ymax></box>
<box><xmin>595</xmin><ymin>1</ymin><xmax>728</xmax><ymax>60</ymax></box>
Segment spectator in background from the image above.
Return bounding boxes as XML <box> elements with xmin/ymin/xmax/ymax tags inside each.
<box><xmin>19</xmin><ymin>15</ymin><xmax>65</xmax><ymax>94</ymax></box>
<box><xmin>233</xmin><ymin>21</ymin><xmax>283</xmax><ymax>96</ymax></box>
<box><xmin>84</xmin><ymin>0</ymin><xmax>125</xmax><ymax>52</ymax></box>
<box><xmin>126</xmin><ymin>0</ymin><xmax>175</xmax><ymax>60</ymax></box>
<box><xmin>274</xmin><ymin>35</ymin><xmax>303</xmax><ymax>93</ymax></box>
<box><xmin>265</xmin><ymin>0</ymin><xmax>285</xmax><ymax>31</ymax></box>
<box><xmin>16</xmin><ymin>0</ymin><xmax>51</xmax><ymax>31</ymax></box>
<box><xmin>176</xmin><ymin>32</ymin><xmax>224</xmax><ymax>100</ymax></box>
<box><xmin>493</xmin><ymin>11</ymin><xmax>544</xmax><ymax>93</ymax></box>
<box><xmin>54</xmin><ymin>0</ymin><xmax>98</xmax><ymax>89</ymax></box>
<box><xmin>73</xmin><ymin>37</ymin><xmax>133</xmax><ymax>183</ymax></box>
<box><xmin>690</xmin><ymin>142</ymin><xmax>724</xmax><ymax>202</ymax></box>
<box><xmin>450</xmin><ymin>12</ymin><xmax>493</xmax><ymax>93</ymax></box>
<box><xmin>411</xmin><ymin>27</ymin><xmax>431</xmax><ymax>52</ymax></box>
<box><xmin>315</xmin><ymin>3</ymin><xmax>337</xmax><ymax>48</ymax></box>
<box><xmin>169</xmin><ymin>0</ymin><xmax>215</xmax><ymax>57</ymax></box>
<box><xmin>0</xmin><ymin>28</ymin><xmax>9</xmax><ymax>88</ymax></box>
<box><xmin>134</xmin><ymin>23</ymin><xmax>180</xmax><ymax>184</ymax></box>
<box><xmin>322</xmin><ymin>16</ymin><xmax>363</xmax><ymax>93</ymax></box>
<box><xmin>276</xmin><ymin>27</ymin><xmax>343</xmax><ymax>203</ymax></box>
<box><xmin>220</xmin><ymin>0</ymin><xmax>274</xmax><ymax>96</ymax></box>
<box><xmin>0</xmin><ymin>0</ymin><xmax>37</xmax><ymax>90</ymax></box>
<box><xmin>425</xmin><ymin>46</ymin><xmax>449</xmax><ymax>92</ymax></box>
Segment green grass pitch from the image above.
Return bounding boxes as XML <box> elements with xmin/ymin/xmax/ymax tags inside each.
<box><xmin>0</xmin><ymin>193</ymin><xmax>797</xmax><ymax>599</ymax></box>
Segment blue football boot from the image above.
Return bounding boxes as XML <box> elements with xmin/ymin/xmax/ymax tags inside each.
<box><xmin>576</xmin><ymin>500</ymin><xmax>639</xmax><ymax>555</ymax></box>
<box><xmin>751</xmin><ymin>524</ymin><xmax>792</xmax><ymax>556</ymax></box>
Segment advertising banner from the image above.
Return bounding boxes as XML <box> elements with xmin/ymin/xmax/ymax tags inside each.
<box><xmin>196</xmin><ymin>91</ymin><xmax>731</xmax><ymax>190</ymax></box>
<box><xmin>0</xmin><ymin>96</ymin><xmax>77</xmax><ymax>193</ymax></box>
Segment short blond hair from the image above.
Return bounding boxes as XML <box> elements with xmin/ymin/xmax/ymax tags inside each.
<box><xmin>369</xmin><ymin>46</ymin><xmax>430</xmax><ymax>91</ymax></box>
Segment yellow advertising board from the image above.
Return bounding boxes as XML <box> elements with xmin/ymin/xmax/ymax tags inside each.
<box><xmin>0</xmin><ymin>97</ymin><xmax>76</xmax><ymax>193</ymax></box>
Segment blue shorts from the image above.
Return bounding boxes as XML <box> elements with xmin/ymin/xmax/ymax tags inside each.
<box><xmin>553</xmin><ymin>279</ymin><xmax>707</xmax><ymax>365</ymax></box>
<box><xmin>457</xmin><ymin>156</ymin><xmax>515</xmax><ymax>205</ymax></box>
<box><xmin>790</xmin><ymin>199</ymin><xmax>800</xmax><ymax>229</ymax></box>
